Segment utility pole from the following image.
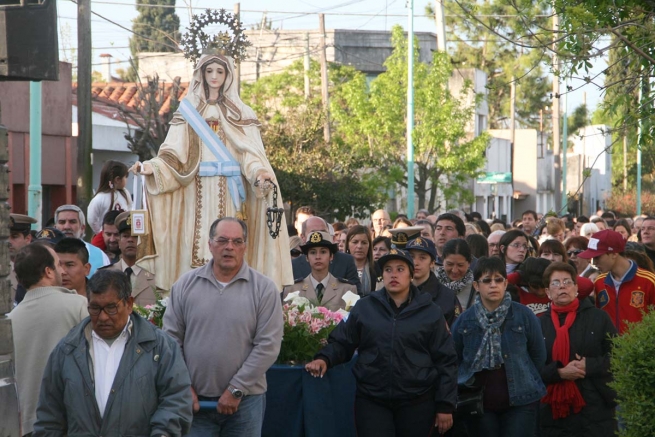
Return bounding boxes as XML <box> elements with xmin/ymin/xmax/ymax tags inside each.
<box><xmin>318</xmin><ymin>14</ymin><xmax>331</xmax><ymax>143</ymax></box>
<box><xmin>77</xmin><ymin>0</ymin><xmax>93</xmax><ymax>220</ymax></box>
<box><xmin>234</xmin><ymin>3</ymin><xmax>241</xmax><ymax>94</ymax></box>
<box><xmin>637</xmin><ymin>71</ymin><xmax>645</xmax><ymax>215</ymax></box>
<box><xmin>407</xmin><ymin>0</ymin><xmax>415</xmax><ymax>218</ymax></box>
<box><xmin>434</xmin><ymin>0</ymin><xmax>446</xmax><ymax>52</ymax></box>
<box><xmin>509</xmin><ymin>76</ymin><xmax>516</xmax><ymax>220</ymax></box>
<box><xmin>562</xmin><ymin>81</ymin><xmax>568</xmax><ymax>213</ymax></box>
<box><xmin>29</xmin><ymin>82</ymin><xmax>43</xmax><ymax>228</ymax></box>
<box><xmin>551</xmin><ymin>14</ymin><xmax>561</xmax><ymax>214</ymax></box>
<box><xmin>304</xmin><ymin>33</ymin><xmax>310</xmax><ymax>99</ymax></box>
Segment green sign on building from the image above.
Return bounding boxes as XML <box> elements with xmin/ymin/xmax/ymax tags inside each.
<box><xmin>477</xmin><ymin>172</ymin><xmax>512</xmax><ymax>184</ymax></box>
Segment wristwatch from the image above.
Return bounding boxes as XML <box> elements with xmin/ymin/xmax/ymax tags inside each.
<box><xmin>229</xmin><ymin>386</ymin><xmax>244</xmax><ymax>399</ymax></box>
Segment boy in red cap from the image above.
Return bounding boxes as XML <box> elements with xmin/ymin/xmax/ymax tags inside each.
<box><xmin>578</xmin><ymin>229</ymin><xmax>655</xmax><ymax>333</ymax></box>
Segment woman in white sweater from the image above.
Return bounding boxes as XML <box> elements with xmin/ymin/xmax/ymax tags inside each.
<box><xmin>87</xmin><ymin>160</ymin><xmax>132</xmax><ymax>233</ymax></box>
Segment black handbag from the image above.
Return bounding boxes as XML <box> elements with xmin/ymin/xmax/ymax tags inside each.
<box><xmin>457</xmin><ymin>377</ymin><xmax>484</xmax><ymax>417</ymax></box>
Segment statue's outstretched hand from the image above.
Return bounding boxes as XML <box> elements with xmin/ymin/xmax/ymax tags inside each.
<box><xmin>129</xmin><ymin>161</ymin><xmax>154</xmax><ymax>176</ymax></box>
<box><xmin>255</xmin><ymin>171</ymin><xmax>275</xmax><ymax>193</ymax></box>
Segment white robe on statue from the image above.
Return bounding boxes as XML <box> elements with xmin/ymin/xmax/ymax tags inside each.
<box><xmin>136</xmin><ymin>53</ymin><xmax>293</xmax><ymax>291</ymax></box>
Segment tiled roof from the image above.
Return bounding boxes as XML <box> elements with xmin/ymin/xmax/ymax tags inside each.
<box><xmin>72</xmin><ymin>79</ymin><xmax>189</xmax><ymax>126</ymax></box>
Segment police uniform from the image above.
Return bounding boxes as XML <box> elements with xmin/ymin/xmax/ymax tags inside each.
<box><xmin>282</xmin><ymin>231</ymin><xmax>357</xmax><ymax>311</ymax></box>
<box><xmin>9</xmin><ymin>214</ymin><xmax>37</xmax><ymax>304</ymax></box>
<box><xmin>101</xmin><ymin>212</ymin><xmax>160</xmax><ymax>306</ymax></box>
<box><xmin>374</xmin><ymin>227</ymin><xmax>424</xmax><ymax>290</ymax></box>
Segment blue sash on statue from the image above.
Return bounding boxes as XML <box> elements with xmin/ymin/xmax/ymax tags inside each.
<box><xmin>179</xmin><ymin>99</ymin><xmax>246</xmax><ymax>211</ymax></box>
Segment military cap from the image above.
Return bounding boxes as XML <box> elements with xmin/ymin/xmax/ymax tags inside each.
<box><xmin>10</xmin><ymin>214</ymin><xmax>37</xmax><ymax>234</ymax></box>
<box><xmin>301</xmin><ymin>231</ymin><xmax>338</xmax><ymax>255</ymax></box>
<box><xmin>115</xmin><ymin>211</ymin><xmax>131</xmax><ymax>234</ymax></box>
<box><xmin>377</xmin><ymin>248</ymin><xmax>415</xmax><ymax>275</ymax></box>
<box><xmin>35</xmin><ymin>227</ymin><xmax>65</xmax><ymax>244</ymax></box>
<box><xmin>388</xmin><ymin>226</ymin><xmax>424</xmax><ymax>249</ymax></box>
<box><xmin>406</xmin><ymin>237</ymin><xmax>437</xmax><ymax>261</ymax></box>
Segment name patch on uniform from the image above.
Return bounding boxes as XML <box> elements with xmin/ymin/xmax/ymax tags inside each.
<box><xmin>630</xmin><ymin>291</ymin><xmax>645</xmax><ymax>308</ymax></box>
<box><xmin>597</xmin><ymin>289</ymin><xmax>609</xmax><ymax>309</ymax></box>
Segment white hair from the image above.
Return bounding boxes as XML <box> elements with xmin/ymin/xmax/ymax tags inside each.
<box><xmin>487</xmin><ymin>230</ymin><xmax>506</xmax><ymax>241</ymax></box>
<box><xmin>581</xmin><ymin>223</ymin><xmax>600</xmax><ymax>238</ymax></box>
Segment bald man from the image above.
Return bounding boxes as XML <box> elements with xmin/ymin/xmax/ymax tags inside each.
<box><xmin>292</xmin><ymin>216</ymin><xmax>361</xmax><ymax>293</ymax></box>
<box><xmin>371</xmin><ymin>209</ymin><xmax>391</xmax><ymax>237</ymax></box>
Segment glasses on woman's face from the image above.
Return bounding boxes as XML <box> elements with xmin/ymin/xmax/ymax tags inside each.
<box><xmin>508</xmin><ymin>243</ymin><xmax>529</xmax><ymax>251</ymax></box>
<box><xmin>478</xmin><ymin>277</ymin><xmax>505</xmax><ymax>284</ymax></box>
<box><xmin>549</xmin><ymin>279</ymin><xmax>575</xmax><ymax>288</ymax></box>
<box><xmin>567</xmin><ymin>249</ymin><xmax>583</xmax><ymax>257</ymax></box>
<box><xmin>290</xmin><ymin>249</ymin><xmax>302</xmax><ymax>258</ymax></box>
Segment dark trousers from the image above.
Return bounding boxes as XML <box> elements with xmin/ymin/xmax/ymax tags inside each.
<box><xmin>354</xmin><ymin>394</ymin><xmax>437</xmax><ymax>437</ymax></box>
<box><xmin>475</xmin><ymin>402</ymin><xmax>539</xmax><ymax>437</ymax></box>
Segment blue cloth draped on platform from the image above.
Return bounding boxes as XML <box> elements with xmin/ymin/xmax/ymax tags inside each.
<box><xmin>262</xmin><ymin>357</ymin><xmax>357</xmax><ymax>437</ymax></box>
<box><xmin>198</xmin><ymin>357</ymin><xmax>357</xmax><ymax>437</ymax></box>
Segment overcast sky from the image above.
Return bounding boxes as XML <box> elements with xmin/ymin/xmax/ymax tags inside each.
<box><xmin>56</xmin><ymin>0</ymin><xmax>606</xmax><ymax>112</ymax></box>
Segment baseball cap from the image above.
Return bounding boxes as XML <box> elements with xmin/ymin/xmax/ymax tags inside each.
<box><xmin>577</xmin><ymin>229</ymin><xmax>626</xmax><ymax>259</ymax></box>
<box><xmin>35</xmin><ymin>227</ymin><xmax>65</xmax><ymax>245</ymax></box>
<box><xmin>406</xmin><ymin>237</ymin><xmax>437</xmax><ymax>261</ymax></box>
<box><xmin>377</xmin><ymin>248</ymin><xmax>415</xmax><ymax>275</ymax></box>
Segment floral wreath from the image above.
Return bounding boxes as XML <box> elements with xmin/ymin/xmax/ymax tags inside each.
<box><xmin>180</xmin><ymin>9</ymin><xmax>251</xmax><ymax>64</ymax></box>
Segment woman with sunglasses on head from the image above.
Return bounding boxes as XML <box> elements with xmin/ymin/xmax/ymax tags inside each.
<box><xmin>539</xmin><ymin>262</ymin><xmax>618</xmax><ymax>437</ymax></box>
<box><xmin>452</xmin><ymin>256</ymin><xmax>546</xmax><ymax>437</ymax></box>
<box><xmin>498</xmin><ymin>230</ymin><xmax>531</xmax><ymax>274</ymax></box>
<box><xmin>306</xmin><ymin>249</ymin><xmax>458</xmax><ymax>437</ymax></box>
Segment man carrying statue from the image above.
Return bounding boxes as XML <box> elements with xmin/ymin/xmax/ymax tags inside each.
<box><xmin>130</xmin><ymin>14</ymin><xmax>293</xmax><ymax>291</ymax></box>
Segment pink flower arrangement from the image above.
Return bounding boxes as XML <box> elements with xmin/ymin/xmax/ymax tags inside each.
<box><xmin>277</xmin><ymin>293</ymin><xmax>349</xmax><ymax>364</ymax></box>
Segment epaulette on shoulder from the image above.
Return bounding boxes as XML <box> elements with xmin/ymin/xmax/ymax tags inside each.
<box><xmin>336</xmin><ymin>277</ymin><xmax>351</xmax><ymax>284</ymax></box>
<box><xmin>294</xmin><ymin>277</ymin><xmax>305</xmax><ymax>284</ymax></box>
<box><xmin>98</xmin><ymin>264</ymin><xmax>112</xmax><ymax>271</ymax></box>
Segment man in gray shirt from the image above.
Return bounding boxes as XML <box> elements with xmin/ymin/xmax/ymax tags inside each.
<box><xmin>163</xmin><ymin>217</ymin><xmax>283</xmax><ymax>436</ymax></box>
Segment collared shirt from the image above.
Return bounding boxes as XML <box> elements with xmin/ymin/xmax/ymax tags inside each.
<box><xmin>609</xmin><ymin>260</ymin><xmax>635</xmax><ymax>296</ymax></box>
<box><xmin>387</xmin><ymin>292</ymin><xmax>411</xmax><ymax>315</ymax></box>
<box><xmin>91</xmin><ymin>319</ymin><xmax>132</xmax><ymax>417</ymax></box>
<box><xmin>309</xmin><ymin>274</ymin><xmax>330</xmax><ymax>292</ymax></box>
<box><xmin>119</xmin><ymin>259</ymin><xmax>142</xmax><ymax>289</ymax></box>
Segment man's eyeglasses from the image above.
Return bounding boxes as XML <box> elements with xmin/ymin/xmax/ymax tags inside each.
<box><xmin>88</xmin><ymin>300</ymin><xmax>124</xmax><ymax>316</ymax></box>
<box><xmin>567</xmin><ymin>249</ymin><xmax>584</xmax><ymax>257</ymax></box>
<box><xmin>549</xmin><ymin>279</ymin><xmax>575</xmax><ymax>288</ymax></box>
<box><xmin>478</xmin><ymin>277</ymin><xmax>505</xmax><ymax>284</ymax></box>
<box><xmin>212</xmin><ymin>237</ymin><xmax>246</xmax><ymax>247</ymax></box>
<box><xmin>489</xmin><ymin>243</ymin><xmax>500</xmax><ymax>247</ymax></box>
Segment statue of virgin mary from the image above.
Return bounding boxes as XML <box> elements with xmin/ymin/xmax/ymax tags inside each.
<box><xmin>132</xmin><ymin>52</ymin><xmax>293</xmax><ymax>291</ymax></box>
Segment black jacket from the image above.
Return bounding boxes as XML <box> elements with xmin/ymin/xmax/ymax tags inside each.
<box><xmin>317</xmin><ymin>286</ymin><xmax>458</xmax><ymax>412</ymax></box>
<box><xmin>292</xmin><ymin>251</ymin><xmax>361</xmax><ymax>293</ymax></box>
<box><xmin>539</xmin><ymin>298</ymin><xmax>618</xmax><ymax>437</ymax></box>
<box><xmin>416</xmin><ymin>272</ymin><xmax>462</xmax><ymax>326</ymax></box>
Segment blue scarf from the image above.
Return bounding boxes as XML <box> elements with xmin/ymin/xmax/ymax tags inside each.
<box><xmin>470</xmin><ymin>292</ymin><xmax>512</xmax><ymax>373</ymax></box>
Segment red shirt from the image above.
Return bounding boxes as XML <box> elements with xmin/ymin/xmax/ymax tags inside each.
<box><xmin>594</xmin><ymin>263</ymin><xmax>655</xmax><ymax>334</ymax></box>
<box><xmin>516</xmin><ymin>287</ymin><xmax>550</xmax><ymax>317</ymax></box>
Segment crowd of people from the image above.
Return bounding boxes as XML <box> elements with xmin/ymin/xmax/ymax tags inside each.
<box><xmin>6</xmin><ymin>195</ymin><xmax>655</xmax><ymax>436</ymax></box>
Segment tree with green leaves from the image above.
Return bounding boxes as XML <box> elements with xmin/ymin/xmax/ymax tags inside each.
<box><xmin>332</xmin><ymin>25</ymin><xmax>490</xmax><ymax>211</ymax></box>
<box><xmin>241</xmin><ymin>60</ymin><xmax>389</xmax><ymax>220</ymax></box>
<box><xmin>426</xmin><ymin>0</ymin><xmax>552</xmax><ymax>130</ymax></box>
<box><xmin>127</xmin><ymin>0</ymin><xmax>181</xmax><ymax>81</ymax></box>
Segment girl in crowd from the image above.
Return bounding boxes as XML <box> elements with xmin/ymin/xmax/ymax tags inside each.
<box><xmin>498</xmin><ymin>229</ymin><xmax>530</xmax><ymax>274</ymax></box>
<box><xmin>613</xmin><ymin>219</ymin><xmax>632</xmax><ymax>240</ymax></box>
<box><xmin>306</xmin><ymin>249</ymin><xmax>458</xmax><ymax>437</ymax></box>
<box><xmin>466</xmin><ymin>234</ymin><xmax>489</xmax><ymax>260</ymax></box>
<box><xmin>539</xmin><ymin>239</ymin><xmax>567</xmax><ymax>263</ymax></box>
<box><xmin>539</xmin><ymin>262</ymin><xmax>618</xmax><ymax>437</ymax></box>
<box><xmin>406</xmin><ymin>237</ymin><xmax>461</xmax><ymax>325</ymax></box>
<box><xmin>371</xmin><ymin>236</ymin><xmax>391</xmax><ymax>262</ymax></box>
<box><xmin>564</xmin><ymin>236</ymin><xmax>591</xmax><ymax>276</ymax></box>
<box><xmin>452</xmin><ymin>256</ymin><xmax>546</xmax><ymax>437</ymax></box>
<box><xmin>436</xmin><ymin>239</ymin><xmax>476</xmax><ymax>310</ymax></box>
<box><xmin>345</xmin><ymin>225</ymin><xmax>376</xmax><ymax>295</ymax></box>
<box><xmin>87</xmin><ymin>160</ymin><xmax>132</xmax><ymax>234</ymax></box>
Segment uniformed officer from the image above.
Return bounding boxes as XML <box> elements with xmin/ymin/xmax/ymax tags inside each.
<box><xmin>100</xmin><ymin>211</ymin><xmax>159</xmax><ymax>306</ymax></box>
<box><xmin>283</xmin><ymin>230</ymin><xmax>357</xmax><ymax>311</ymax></box>
<box><xmin>9</xmin><ymin>214</ymin><xmax>37</xmax><ymax>303</ymax></box>
<box><xmin>387</xmin><ymin>226</ymin><xmax>424</xmax><ymax>249</ymax></box>
<box><xmin>406</xmin><ymin>236</ymin><xmax>462</xmax><ymax>326</ymax></box>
